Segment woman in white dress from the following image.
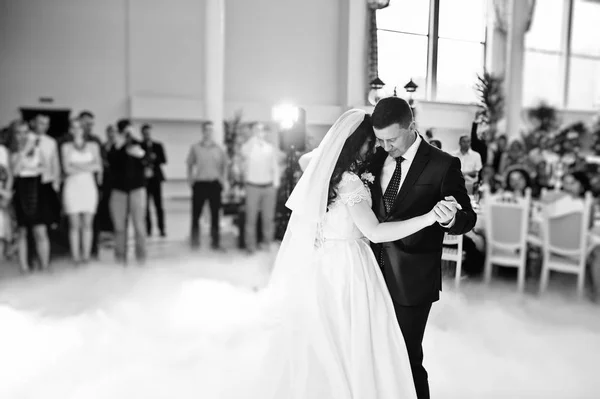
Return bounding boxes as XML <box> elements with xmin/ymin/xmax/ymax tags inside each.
<box><xmin>61</xmin><ymin>119</ymin><xmax>102</xmax><ymax>265</ymax></box>
<box><xmin>224</xmin><ymin>109</ymin><xmax>454</xmax><ymax>398</ymax></box>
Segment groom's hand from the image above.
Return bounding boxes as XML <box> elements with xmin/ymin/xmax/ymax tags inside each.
<box><xmin>433</xmin><ymin>199</ymin><xmax>459</xmax><ymax>225</ymax></box>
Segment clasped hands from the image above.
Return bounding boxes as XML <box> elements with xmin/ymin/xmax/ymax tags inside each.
<box><xmin>430</xmin><ymin>196</ymin><xmax>461</xmax><ymax>225</ymax></box>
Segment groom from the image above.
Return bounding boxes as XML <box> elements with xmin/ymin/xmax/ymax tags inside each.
<box><xmin>370</xmin><ymin>97</ymin><xmax>476</xmax><ymax>399</ymax></box>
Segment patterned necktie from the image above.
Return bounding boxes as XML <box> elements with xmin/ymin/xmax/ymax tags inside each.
<box><xmin>383</xmin><ymin>156</ymin><xmax>405</xmax><ymax>213</ymax></box>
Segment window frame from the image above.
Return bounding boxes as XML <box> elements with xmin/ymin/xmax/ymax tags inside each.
<box><xmin>377</xmin><ymin>0</ymin><xmax>488</xmax><ymax>104</ymax></box>
<box><xmin>525</xmin><ymin>0</ymin><xmax>600</xmax><ymax>110</ymax></box>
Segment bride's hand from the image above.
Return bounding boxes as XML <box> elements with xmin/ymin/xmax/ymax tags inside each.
<box><xmin>431</xmin><ymin>200</ymin><xmax>460</xmax><ymax>224</ymax></box>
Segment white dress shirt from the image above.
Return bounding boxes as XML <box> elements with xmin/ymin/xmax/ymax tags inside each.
<box><xmin>241</xmin><ymin>136</ymin><xmax>280</xmax><ymax>186</ymax></box>
<box><xmin>37</xmin><ymin>134</ymin><xmax>60</xmax><ymax>184</ymax></box>
<box><xmin>451</xmin><ymin>148</ymin><xmax>482</xmax><ymax>185</ymax></box>
<box><xmin>380</xmin><ymin>134</ymin><xmax>422</xmax><ymax>195</ymax></box>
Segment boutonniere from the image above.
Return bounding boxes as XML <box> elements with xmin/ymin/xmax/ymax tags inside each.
<box><xmin>360</xmin><ymin>172</ymin><xmax>375</xmax><ymax>186</ymax></box>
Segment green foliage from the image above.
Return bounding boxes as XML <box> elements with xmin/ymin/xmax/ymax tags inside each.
<box><xmin>475</xmin><ymin>72</ymin><xmax>504</xmax><ymax>126</ymax></box>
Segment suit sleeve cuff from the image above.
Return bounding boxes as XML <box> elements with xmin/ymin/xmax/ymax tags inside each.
<box><xmin>439</xmin><ymin>214</ymin><xmax>457</xmax><ymax>229</ymax></box>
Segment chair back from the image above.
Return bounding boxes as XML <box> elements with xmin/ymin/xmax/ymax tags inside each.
<box><xmin>541</xmin><ymin>192</ymin><xmax>592</xmax><ymax>258</ymax></box>
<box><xmin>484</xmin><ymin>189</ymin><xmax>532</xmax><ymax>253</ymax></box>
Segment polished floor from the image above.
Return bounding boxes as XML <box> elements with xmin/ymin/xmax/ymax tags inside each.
<box><xmin>0</xmin><ymin>201</ymin><xmax>599</xmax><ymax>398</ymax></box>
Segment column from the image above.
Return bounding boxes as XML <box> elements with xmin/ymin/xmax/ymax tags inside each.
<box><xmin>342</xmin><ymin>0</ymin><xmax>368</xmax><ymax>108</ymax></box>
<box><xmin>485</xmin><ymin>0</ymin><xmax>506</xmax><ymax>76</ymax></box>
<box><xmin>504</xmin><ymin>0</ymin><xmax>530</xmax><ymax>139</ymax></box>
<box><xmin>204</xmin><ymin>0</ymin><xmax>225</xmax><ymax>144</ymax></box>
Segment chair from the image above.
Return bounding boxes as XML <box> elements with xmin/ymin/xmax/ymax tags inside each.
<box><xmin>539</xmin><ymin>192</ymin><xmax>593</xmax><ymax>297</ymax></box>
<box><xmin>483</xmin><ymin>188</ymin><xmax>532</xmax><ymax>293</ymax></box>
<box><xmin>442</xmin><ymin>233</ymin><xmax>464</xmax><ymax>288</ymax></box>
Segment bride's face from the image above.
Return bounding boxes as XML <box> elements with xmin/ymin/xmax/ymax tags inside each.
<box><xmin>359</xmin><ymin>136</ymin><xmax>375</xmax><ymax>161</ymax></box>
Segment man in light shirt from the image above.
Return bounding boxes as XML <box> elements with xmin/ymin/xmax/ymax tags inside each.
<box><xmin>452</xmin><ymin>135</ymin><xmax>482</xmax><ymax>194</ymax></box>
<box><xmin>32</xmin><ymin>114</ymin><xmax>61</xmax><ymax>226</ymax></box>
<box><xmin>241</xmin><ymin>122</ymin><xmax>280</xmax><ymax>253</ymax></box>
<box><xmin>186</xmin><ymin>121</ymin><xmax>227</xmax><ymax>249</ymax></box>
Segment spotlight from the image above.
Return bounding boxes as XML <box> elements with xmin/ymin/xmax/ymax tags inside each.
<box><xmin>272</xmin><ymin>104</ymin><xmax>299</xmax><ymax>130</ymax></box>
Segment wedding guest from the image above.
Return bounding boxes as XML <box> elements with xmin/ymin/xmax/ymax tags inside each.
<box><xmin>528</xmin><ymin>135</ymin><xmax>559</xmax><ymax>175</ymax></box>
<box><xmin>96</xmin><ymin>124</ymin><xmax>116</xmax><ymax>234</ymax></box>
<box><xmin>61</xmin><ymin>119</ymin><xmax>102</xmax><ymax>265</ymax></box>
<box><xmin>503</xmin><ymin>166</ymin><xmax>532</xmax><ymax>198</ymax></box>
<box><xmin>11</xmin><ymin>121</ymin><xmax>51</xmax><ymax>272</ymax></box>
<box><xmin>108</xmin><ymin>119</ymin><xmax>147</xmax><ymax>264</ymax></box>
<box><xmin>470</xmin><ymin>117</ymin><xmax>489</xmax><ymax>165</ymax></box>
<box><xmin>31</xmin><ymin>114</ymin><xmax>61</xmax><ymax>227</ymax></box>
<box><xmin>498</xmin><ymin>139</ymin><xmax>528</xmax><ymax>175</ymax></box>
<box><xmin>241</xmin><ymin>122</ymin><xmax>280</xmax><ymax>253</ymax></box>
<box><xmin>141</xmin><ymin>124</ymin><xmax>167</xmax><ymax>237</ymax></box>
<box><xmin>186</xmin><ymin>121</ymin><xmax>227</xmax><ymax>249</ymax></box>
<box><xmin>452</xmin><ymin>135</ymin><xmax>482</xmax><ymax>194</ymax></box>
<box><xmin>477</xmin><ymin>164</ymin><xmax>500</xmax><ymax>195</ymax></box>
<box><xmin>0</xmin><ymin>142</ymin><xmax>12</xmax><ymax>261</ymax></box>
<box><xmin>490</xmin><ymin>134</ymin><xmax>508</xmax><ymax>173</ymax></box>
<box><xmin>78</xmin><ymin>111</ymin><xmax>105</xmax><ymax>258</ymax></box>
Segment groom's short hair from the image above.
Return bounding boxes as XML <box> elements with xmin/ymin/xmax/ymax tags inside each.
<box><xmin>371</xmin><ymin>97</ymin><xmax>414</xmax><ymax>129</ymax></box>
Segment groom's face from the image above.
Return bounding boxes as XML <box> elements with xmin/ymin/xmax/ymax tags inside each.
<box><xmin>374</xmin><ymin>122</ymin><xmax>415</xmax><ymax>159</ymax></box>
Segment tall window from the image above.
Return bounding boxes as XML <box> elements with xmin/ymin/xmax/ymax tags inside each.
<box><xmin>377</xmin><ymin>0</ymin><xmax>487</xmax><ymax>103</ymax></box>
<box><xmin>568</xmin><ymin>0</ymin><xmax>600</xmax><ymax>109</ymax></box>
<box><xmin>523</xmin><ymin>0</ymin><xmax>600</xmax><ymax>110</ymax></box>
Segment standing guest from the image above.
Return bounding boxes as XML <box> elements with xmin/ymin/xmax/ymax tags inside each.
<box><xmin>97</xmin><ymin>125</ymin><xmax>116</xmax><ymax>234</ymax></box>
<box><xmin>140</xmin><ymin>124</ymin><xmax>167</xmax><ymax>237</ymax></box>
<box><xmin>77</xmin><ymin>111</ymin><xmax>105</xmax><ymax>258</ymax></box>
<box><xmin>490</xmin><ymin>134</ymin><xmax>508</xmax><ymax>173</ymax></box>
<box><xmin>470</xmin><ymin>117</ymin><xmax>490</xmax><ymax>165</ymax></box>
<box><xmin>186</xmin><ymin>121</ymin><xmax>227</xmax><ymax>249</ymax></box>
<box><xmin>61</xmin><ymin>119</ymin><xmax>102</xmax><ymax>265</ymax></box>
<box><xmin>31</xmin><ymin>114</ymin><xmax>61</xmax><ymax>227</ymax></box>
<box><xmin>11</xmin><ymin>121</ymin><xmax>51</xmax><ymax>272</ymax></box>
<box><xmin>452</xmin><ymin>135</ymin><xmax>482</xmax><ymax>194</ymax></box>
<box><xmin>107</xmin><ymin>119</ymin><xmax>147</xmax><ymax>265</ymax></box>
<box><xmin>241</xmin><ymin>122</ymin><xmax>280</xmax><ymax>253</ymax></box>
<box><xmin>0</xmin><ymin>141</ymin><xmax>13</xmax><ymax>260</ymax></box>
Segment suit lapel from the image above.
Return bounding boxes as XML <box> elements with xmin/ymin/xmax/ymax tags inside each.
<box><xmin>388</xmin><ymin>139</ymin><xmax>431</xmax><ymax>217</ymax></box>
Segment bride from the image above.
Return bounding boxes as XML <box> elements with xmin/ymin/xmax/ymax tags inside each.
<box><xmin>222</xmin><ymin>109</ymin><xmax>456</xmax><ymax>399</ymax></box>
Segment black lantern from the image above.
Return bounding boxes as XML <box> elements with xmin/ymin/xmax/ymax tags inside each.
<box><xmin>368</xmin><ymin>77</ymin><xmax>387</xmax><ymax>106</ymax></box>
<box><xmin>404</xmin><ymin>78</ymin><xmax>418</xmax><ymax>94</ymax></box>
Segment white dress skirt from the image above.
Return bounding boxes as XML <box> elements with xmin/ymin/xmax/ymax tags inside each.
<box><xmin>62</xmin><ymin>146</ymin><xmax>98</xmax><ymax>215</ymax></box>
<box><xmin>220</xmin><ymin>172</ymin><xmax>417</xmax><ymax>399</ymax></box>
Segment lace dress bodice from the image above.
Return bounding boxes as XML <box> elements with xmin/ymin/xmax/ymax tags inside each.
<box><xmin>319</xmin><ymin>172</ymin><xmax>371</xmax><ymax>243</ymax></box>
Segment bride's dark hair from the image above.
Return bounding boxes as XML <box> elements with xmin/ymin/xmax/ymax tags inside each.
<box><xmin>327</xmin><ymin>114</ymin><xmax>376</xmax><ymax>207</ymax></box>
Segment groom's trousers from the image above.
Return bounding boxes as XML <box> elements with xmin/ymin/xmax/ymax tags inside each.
<box><xmin>393</xmin><ymin>302</ymin><xmax>432</xmax><ymax>399</ymax></box>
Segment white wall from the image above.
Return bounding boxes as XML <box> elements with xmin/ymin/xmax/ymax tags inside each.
<box><xmin>0</xmin><ymin>0</ymin><xmax>128</xmax><ymax>130</ymax></box>
<box><xmin>224</xmin><ymin>0</ymin><xmax>341</xmax><ymax>107</ymax></box>
<box><xmin>0</xmin><ymin>0</ymin><xmax>206</xmax><ymax>180</ymax></box>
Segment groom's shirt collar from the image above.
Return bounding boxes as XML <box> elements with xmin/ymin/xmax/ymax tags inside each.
<box><xmin>381</xmin><ymin>133</ymin><xmax>422</xmax><ymax>195</ymax></box>
<box><xmin>400</xmin><ymin>133</ymin><xmax>422</xmax><ymax>163</ymax></box>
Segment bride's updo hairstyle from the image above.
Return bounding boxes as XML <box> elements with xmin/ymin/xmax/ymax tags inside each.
<box><xmin>327</xmin><ymin>114</ymin><xmax>376</xmax><ymax>207</ymax></box>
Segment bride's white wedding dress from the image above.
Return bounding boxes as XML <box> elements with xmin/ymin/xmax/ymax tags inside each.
<box><xmin>222</xmin><ymin>171</ymin><xmax>416</xmax><ymax>399</ymax></box>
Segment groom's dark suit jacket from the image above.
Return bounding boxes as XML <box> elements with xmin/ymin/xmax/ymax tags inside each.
<box><xmin>371</xmin><ymin>139</ymin><xmax>477</xmax><ymax>307</ymax></box>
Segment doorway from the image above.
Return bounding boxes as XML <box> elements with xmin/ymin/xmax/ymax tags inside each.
<box><xmin>20</xmin><ymin>107</ymin><xmax>71</xmax><ymax>139</ymax></box>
